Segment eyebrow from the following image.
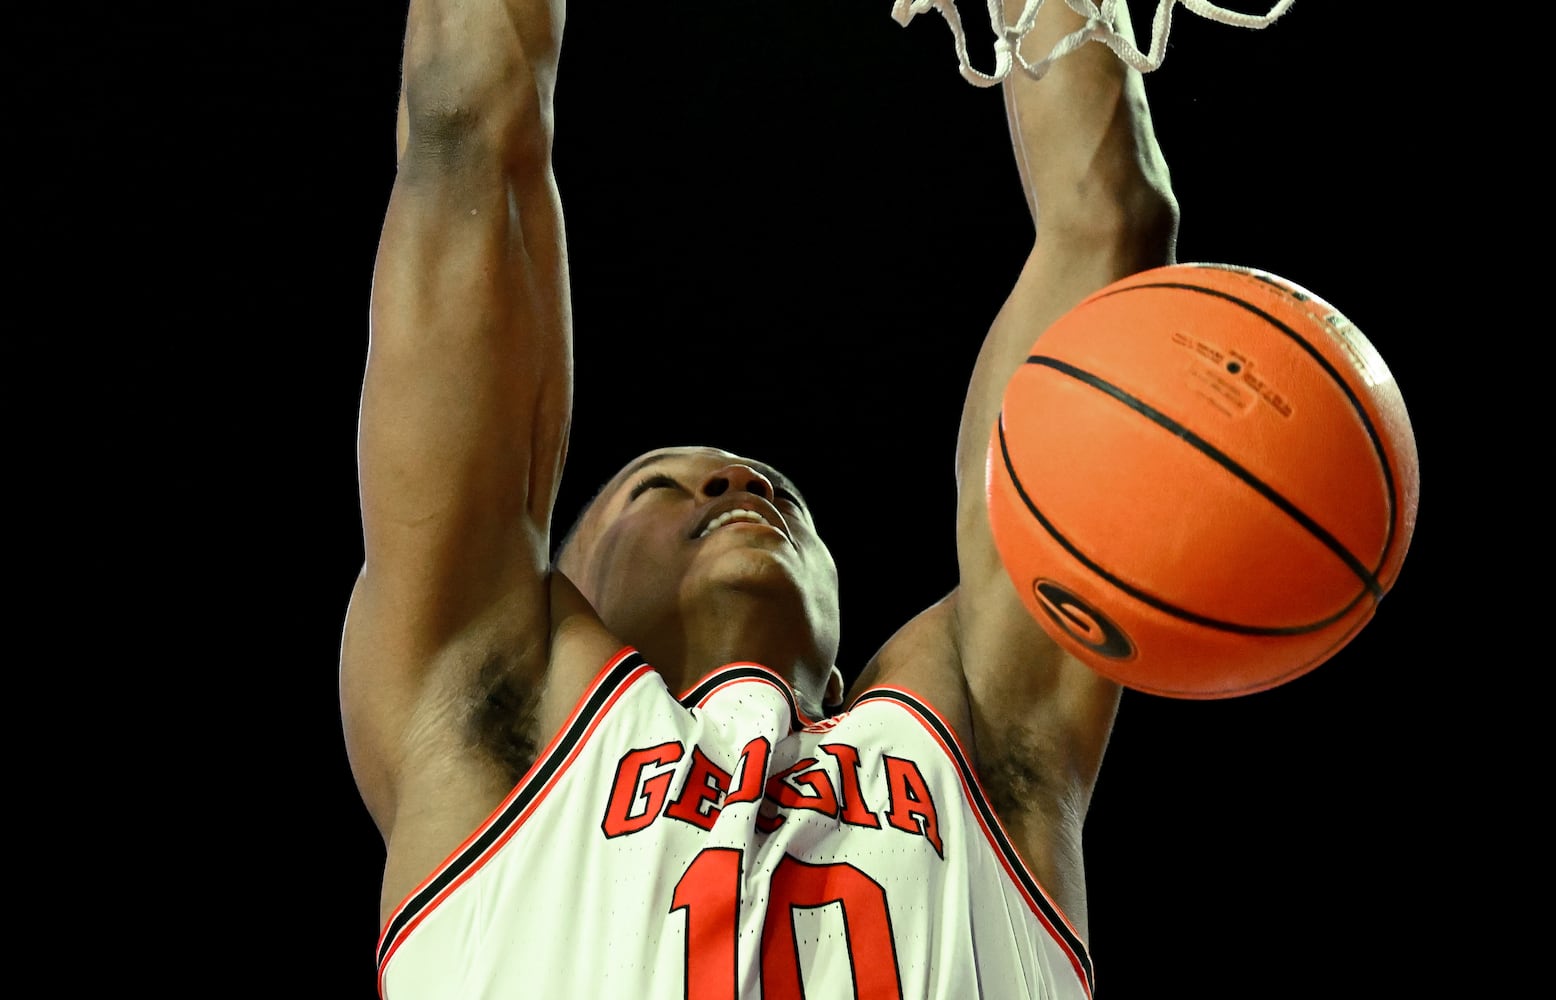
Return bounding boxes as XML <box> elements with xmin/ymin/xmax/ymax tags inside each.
<box><xmin>618</xmin><ymin>452</ymin><xmax>675</xmax><ymax>485</ymax></box>
<box><xmin>617</xmin><ymin>453</ymin><xmax>808</xmax><ymax>509</ymax></box>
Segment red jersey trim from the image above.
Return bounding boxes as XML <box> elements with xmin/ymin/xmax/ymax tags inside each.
<box><xmin>850</xmin><ymin>686</ymin><xmax>1095</xmax><ymax>998</ymax></box>
<box><xmin>375</xmin><ymin>648</ymin><xmax>652</xmax><ymax>984</ymax></box>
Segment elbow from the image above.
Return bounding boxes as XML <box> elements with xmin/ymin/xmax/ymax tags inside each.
<box><xmin>1116</xmin><ymin>180</ymin><xmax>1179</xmax><ymax>272</ymax></box>
<box><xmin>1044</xmin><ymin>167</ymin><xmax>1180</xmax><ymax>275</ymax></box>
<box><xmin>398</xmin><ymin>30</ymin><xmax>556</xmax><ymax>178</ymax></box>
<box><xmin>1035</xmin><ymin>92</ymin><xmax>1182</xmax><ymax>271</ymax></box>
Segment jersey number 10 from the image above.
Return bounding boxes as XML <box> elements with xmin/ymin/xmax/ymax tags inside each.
<box><xmin>672</xmin><ymin>847</ymin><xmax>906</xmax><ymax>999</ymax></box>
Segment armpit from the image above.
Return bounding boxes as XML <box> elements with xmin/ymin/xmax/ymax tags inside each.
<box><xmin>975</xmin><ymin>721</ymin><xmax>1067</xmax><ymax>820</ymax></box>
<box><xmin>467</xmin><ymin>651</ymin><xmax>544</xmax><ymax>784</ymax></box>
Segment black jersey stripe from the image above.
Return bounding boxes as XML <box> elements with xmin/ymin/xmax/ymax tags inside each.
<box><xmin>1018</xmin><ymin>354</ymin><xmax>1383</xmax><ymax>603</ymax></box>
<box><xmin>1084</xmin><ymin>276</ymin><xmax>1401</xmax><ymax>590</ymax></box>
<box><xmin>679</xmin><ymin>664</ymin><xmax>803</xmax><ymax>732</ymax></box>
<box><xmin>377</xmin><ymin>650</ymin><xmax>649</xmax><ymax>967</ymax></box>
<box><xmin>850</xmin><ymin>687</ymin><xmax>1094</xmax><ymax>993</ymax></box>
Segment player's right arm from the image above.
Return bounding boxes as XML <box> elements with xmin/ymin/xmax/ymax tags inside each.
<box><xmin>340</xmin><ymin>0</ymin><xmax>569</xmax><ymax>856</ymax></box>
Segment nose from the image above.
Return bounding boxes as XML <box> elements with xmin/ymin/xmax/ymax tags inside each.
<box><xmin>699</xmin><ymin>464</ymin><xmax>774</xmax><ymax>502</ymax></box>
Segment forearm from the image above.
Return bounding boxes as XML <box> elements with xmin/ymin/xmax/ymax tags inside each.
<box><xmin>956</xmin><ymin>0</ymin><xmax>1178</xmax><ymax>506</ymax></box>
<box><xmin>1001</xmin><ymin>0</ymin><xmax>1176</xmax><ymax>245</ymax></box>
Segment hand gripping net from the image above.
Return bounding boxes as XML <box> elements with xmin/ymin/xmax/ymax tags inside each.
<box><xmin>892</xmin><ymin>0</ymin><xmax>1298</xmax><ymax>86</ymax></box>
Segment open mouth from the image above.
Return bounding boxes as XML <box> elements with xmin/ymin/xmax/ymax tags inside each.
<box><xmin>698</xmin><ymin>509</ymin><xmax>774</xmax><ymax>537</ymax></box>
<box><xmin>692</xmin><ymin>497</ymin><xmax>789</xmax><ymax>542</ymax></box>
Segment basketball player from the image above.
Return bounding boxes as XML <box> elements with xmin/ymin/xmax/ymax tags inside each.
<box><xmin>342</xmin><ymin>0</ymin><xmax>1177</xmax><ymax>996</ymax></box>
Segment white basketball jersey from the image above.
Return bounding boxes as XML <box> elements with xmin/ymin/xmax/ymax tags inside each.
<box><xmin>377</xmin><ymin>648</ymin><xmax>1094</xmax><ymax>999</ymax></box>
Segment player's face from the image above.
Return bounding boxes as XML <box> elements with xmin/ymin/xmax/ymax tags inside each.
<box><xmin>561</xmin><ymin>446</ymin><xmax>841</xmax><ymax>666</ymax></box>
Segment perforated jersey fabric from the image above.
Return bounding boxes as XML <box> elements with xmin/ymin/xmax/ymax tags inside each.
<box><xmin>377</xmin><ymin>647</ymin><xmax>1094</xmax><ymax>999</ymax></box>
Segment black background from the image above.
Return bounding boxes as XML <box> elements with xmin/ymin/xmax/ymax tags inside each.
<box><xmin>33</xmin><ymin>1</ymin><xmax>1474</xmax><ymax>996</ymax></box>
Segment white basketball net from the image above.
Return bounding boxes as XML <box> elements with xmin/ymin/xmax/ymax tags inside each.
<box><xmin>892</xmin><ymin>0</ymin><xmax>1299</xmax><ymax>86</ymax></box>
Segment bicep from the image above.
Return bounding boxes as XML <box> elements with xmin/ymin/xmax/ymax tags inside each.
<box><xmin>949</xmin><ymin>232</ymin><xmax>1169</xmax><ymax>792</ymax></box>
<box><xmin>952</xmin><ymin>243</ymin><xmax>1139</xmax><ymax>627</ymax></box>
<box><xmin>361</xmin><ymin>146</ymin><xmax>570</xmax><ymax>587</ymax></box>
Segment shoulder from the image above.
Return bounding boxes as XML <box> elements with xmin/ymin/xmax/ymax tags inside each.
<box><xmin>848</xmin><ymin>592</ymin><xmax>974</xmax><ymax>748</ymax></box>
<box><xmin>370</xmin><ymin>575</ymin><xmax>635</xmax><ymax>922</ymax></box>
<box><xmin>850</xmin><ymin>587</ymin><xmax>1117</xmax><ymax>924</ymax></box>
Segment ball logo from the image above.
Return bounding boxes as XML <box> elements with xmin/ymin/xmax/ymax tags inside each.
<box><xmin>1031</xmin><ymin>580</ymin><xmax>1134</xmax><ymax>660</ymax></box>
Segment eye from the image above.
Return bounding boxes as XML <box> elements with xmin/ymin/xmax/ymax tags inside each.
<box><xmin>629</xmin><ymin>473</ymin><xmax>685</xmax><ymax>501</ymax></box>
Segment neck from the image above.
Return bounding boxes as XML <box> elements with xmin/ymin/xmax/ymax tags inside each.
<box><xmin>636</xmin><ymin>593</ymin><xmax>833</xmax><ymax>716</ymax></box>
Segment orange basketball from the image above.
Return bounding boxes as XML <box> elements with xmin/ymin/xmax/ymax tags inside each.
<box><xmin>986</xmin><ymin>262</ymin><xmax>1419</xmax><ymax>698</ymax></box>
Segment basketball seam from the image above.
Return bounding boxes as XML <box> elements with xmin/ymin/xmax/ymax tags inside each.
<box><xmin>1090</xmin><ymin>278</ymin><xmax>1404</xmax><ymax>581</ymax></box>
<box><xmin>995</xmin><ymin>413</ymin><xmax>1369</xmax><ymax>638</ymax></box>
<box><xmin>1029</xmin><ymin>353</ymin><xmax>1384</xmax><ymax>600</ymax></box>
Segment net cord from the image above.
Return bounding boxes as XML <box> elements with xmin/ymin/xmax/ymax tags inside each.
<box><xmin>890</xmin><ymin>0</ymin><xmax>1299</xmax><ymax>86</ymax></box>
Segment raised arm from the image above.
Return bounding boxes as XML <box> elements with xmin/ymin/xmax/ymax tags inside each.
<box><xmin>340</xmin><ymin>0</ymin><xmax>569</xmax><ymax>849</ymax></box>
<box><xmin>951</xmin><ymin>0</ymin><xmax>1179</xmax><ymax>929</ymax></box>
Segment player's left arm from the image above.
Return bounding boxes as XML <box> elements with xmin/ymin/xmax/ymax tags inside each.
<box><xmin>948</xmin><ymin>0</ymin><xmax>1179</xmax><ymax>930</ymax></box>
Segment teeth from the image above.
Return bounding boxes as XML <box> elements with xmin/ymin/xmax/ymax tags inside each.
<box><xmin>700</xmin><ymin>510</ymin><xmax>769</xmax><ymax>537</ymax></box>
